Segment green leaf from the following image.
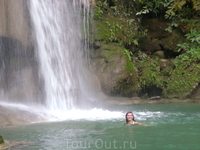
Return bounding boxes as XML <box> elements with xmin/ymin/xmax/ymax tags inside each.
<box><xmin>133</xmin><ymin>39</ymin><xmax>139</xmax><ymax>45</ymax></box>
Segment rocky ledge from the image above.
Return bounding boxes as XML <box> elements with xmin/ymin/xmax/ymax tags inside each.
<box><xmin>0</xmin><ymin>139</ymin><xmax>33</xmax><ymax>150</ymax></box>
<box><xmin>0</xmin><ymin>105</ymin><xmax>46</xmax><ymax>128</ymax></box>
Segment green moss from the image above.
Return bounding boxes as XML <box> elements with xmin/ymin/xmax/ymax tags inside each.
<box><xmin>94</xmin><ymin>0</ymin><xmax>139</xmax><ymax>45</ymax></box>
<box><xmin>115</xmin><ymin>61</ymin><xmax>141</xmax><ymax>96</ymax></box>
<box><xmin>95</xmin><ymin>20</ymin><xmax>109</xmax><ymax>41</ymax></box>
<box><xmin>125</xmin><ymin>59</ymin><xmax>135</xmax><ymax>72</ymax></box>
<box><xmin>121</xmin><ymin>84</ymin><xmax>140</xmax><ymax>96</ymax></box>
<box><xmin>134</xmin><ymin>56</ymin><xmax>200</xmax><ymax>99</ymax></box>
<box><xmin>100</xmin><ymin>42</ymin><xmax>122</xmax><ymax>51</ymax></box>
<box><xmin>163</xmin><ymin>61</ymin><xmax>200</xmax><ymax>99</ymax></box>
<box><xmin>116</xmin><ymin>75</ymin><xmax>141</xmax><ymax>97</ymax></box>
<box><xmin>0</xmin><ymin>135</ymin><xmax>4</xmax><ymax>144</ymax></box>
<box><xmin>96</xmin><ymin>41</ymin><xmax>125</xmax><ymax>61</ymax></box>
<box><xmin>138</xmin><ymin>59</ymin><xmax>164</xmax><ymax>87</ymax></box>
<box><xmin>95</xmin><ymin>14</ymin><xmax>139</xmax><ymax>46</ymax></box>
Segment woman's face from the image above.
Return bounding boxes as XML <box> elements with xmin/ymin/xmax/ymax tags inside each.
<box><xmin>126</xmin><ymin>113</ymin><xmax>134</xmax><ymax>121</ymax></box>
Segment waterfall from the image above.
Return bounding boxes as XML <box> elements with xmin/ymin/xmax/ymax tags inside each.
<box><xmin>0</xmin><ymin>0</ymin><xmax>125</xmax><ymax>125</ymax></box>
<box><xmin>29</xmin><ymin>0</ymin><xmax>93</xmax><ymax>111</ymax></box>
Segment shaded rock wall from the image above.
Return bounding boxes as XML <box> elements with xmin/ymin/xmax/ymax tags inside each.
<box><xmin>91</xmin><ymin>42</ymin><xmax>133</xmax><ymax>96</ymax></box>
<box><xmin>0</xmin><ymin>0</ymin><xmax>31</xmax><ymax>48</ymax></box>
<box><xmin>191</xmin><ymin>84</ymin><xmax>200</xmax><ymax>100</ymax></box>
<box><xmin>139</xmin><ymin>18</ymin><xmax>184</xmax><ymax>58</ymax></box>
<box><xmin>0</xmin><ymin>0</ymin><xmax>43</xmax><ymax>103</ymax></box>
<box><xmin>0</xmin><ymin>36</ymin><xmax>42</xmax><ymax>103</ymax></box>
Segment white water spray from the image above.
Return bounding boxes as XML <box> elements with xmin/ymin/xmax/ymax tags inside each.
<box><xmin>30</xmin><ymin>0</ymin><xmax>93</xmax><ymax>111</ymax></box>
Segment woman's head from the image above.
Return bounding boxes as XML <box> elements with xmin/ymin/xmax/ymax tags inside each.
<box><xmin>125</xmin><ymin>112</ymin><xmax>135</xmax><ymax>123</ymax></box>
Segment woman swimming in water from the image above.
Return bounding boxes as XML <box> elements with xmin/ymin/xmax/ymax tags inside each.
<box><xmin>124</xmin><ymin>112</ymin><xmax>148</xmax><ymax>126</ymax></box>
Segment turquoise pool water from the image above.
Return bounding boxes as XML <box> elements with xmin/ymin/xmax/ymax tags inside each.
<box><xmin>1</xmin><ymin>103</ymin><xmax>200</xmax><ymax>150</ymax></box>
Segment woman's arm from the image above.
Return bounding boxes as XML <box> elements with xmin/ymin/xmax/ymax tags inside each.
<box><xmin>134</xmin><ymin>121</ymin><xmax>149</xmax><ymax>126</ymax></box>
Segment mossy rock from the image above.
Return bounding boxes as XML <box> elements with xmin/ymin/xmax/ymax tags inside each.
<box><xmin>115</xmin><ymin>75</ymin><xmax>141</xmax><ymax>97</ymax></box>
<box><xmin>163</xmin><ymin>28</ymin><xmax>184</xmax><ymax>50</ymax></box>
<box><xmin>163</xmin><ymin>61</ymin><xmax>200</xmax><ymax>99</ymax></box>
<box><xmin>139</xmin><ymin>18</ymin><xmax>184</xmax><ymax>57</ymax></box>
<box><xmin>95</xmin><ymin>16</ymin><xmax>138</xmax><ymax>46</ymax></box>
<box><xmin>92</xmin><ymin>41</ymin><xmax>137</xmax><ymax>95</ymax></box>
<box><xmin>92</xmin><ymin>41</ymin><xmax>125</xmax><ymax>60</ymax></box>
<box><xmin>0</xmin><ymin>135</ymin><xmax>4</xmax><ymax>144</ymax></box>
<box><xmin>152</xmin><ymin>51</ymin><xmax>165</xmax><ymax>59</ymax></box>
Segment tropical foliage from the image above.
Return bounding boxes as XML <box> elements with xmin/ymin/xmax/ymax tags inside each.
<box><xmin>94</xmin><ymin>0</ymin><xmax>200</xmax><ymax>99</ymax></box>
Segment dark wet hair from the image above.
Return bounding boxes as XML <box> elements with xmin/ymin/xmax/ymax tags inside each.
<box><xmin>125</xmin><ymin>112</ymin><xmax>136</xmax><ymax>123</ymax></box>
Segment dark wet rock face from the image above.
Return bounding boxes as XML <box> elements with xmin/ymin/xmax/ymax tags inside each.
<box><xmin>0</xmin><ymin>36</ymin><xmax>44</xmax><ymax>104</ymax></box>
<box><xmin>139</xmin><ymin>18</ymin><xmax>184</xmax><ymax>58</ymax></box>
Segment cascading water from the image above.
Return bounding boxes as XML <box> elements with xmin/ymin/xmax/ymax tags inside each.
<box><xmin>0</xmin><ymin>0</ymin><xmax>124</xmax><ymax>123</ymax></box>
<box><xmin>29</xmin><ymin>0</ymin><xmax>93</xmax><ymax>111</ymax></box>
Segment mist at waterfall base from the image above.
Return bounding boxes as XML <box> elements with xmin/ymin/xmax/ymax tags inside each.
<box><xmin>0</xmin><ymin>0</ymin><xmax>123</xmax><ymax>121</ymax></box>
